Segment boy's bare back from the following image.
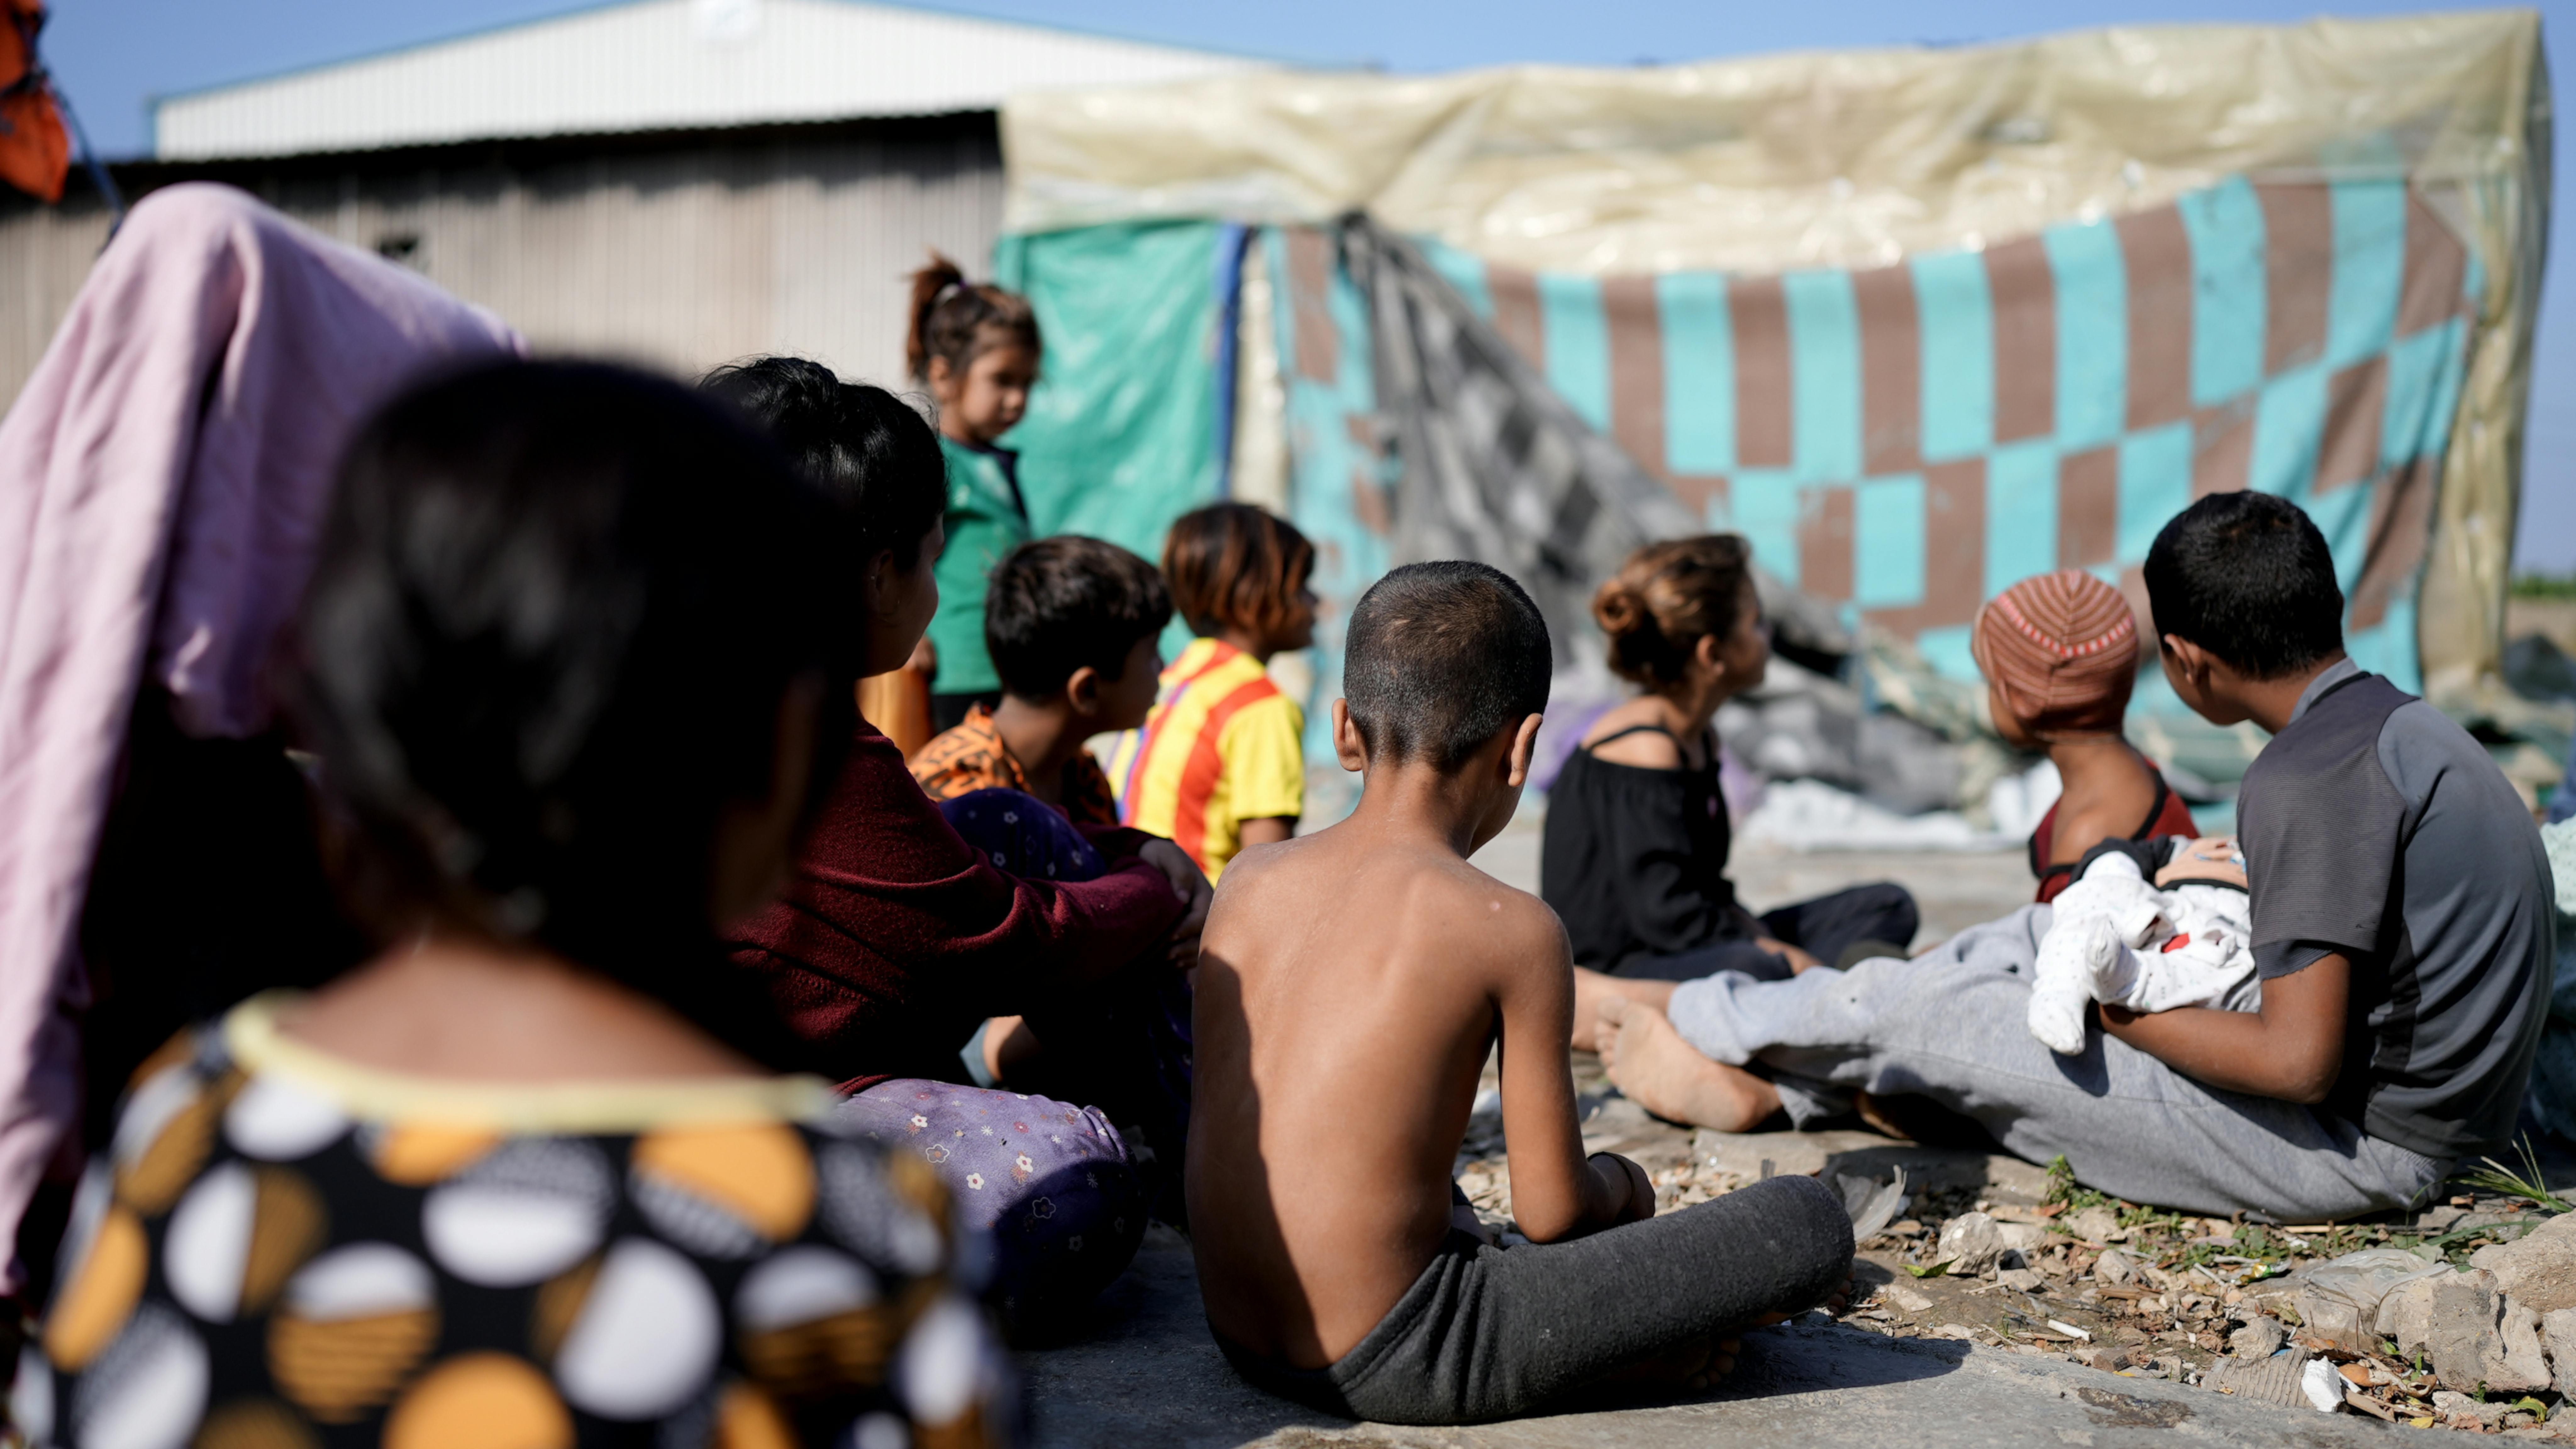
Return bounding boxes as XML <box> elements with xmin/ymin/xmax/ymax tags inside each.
<box><xmin>1189</xmin><ymin>810</ymin><xmax>1636</xmax><ymax>1367</ymax></box>
<box><xmin>1183</xmin><ymin>563</ymin><xmax>1848</xmax><ymax>1423</ymax></box>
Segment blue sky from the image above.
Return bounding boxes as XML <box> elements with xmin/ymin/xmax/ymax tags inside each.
<box><xmin>41</xmin><ymin>0</ymin><xmax>2572</xmax><ymax>569</ymax></box>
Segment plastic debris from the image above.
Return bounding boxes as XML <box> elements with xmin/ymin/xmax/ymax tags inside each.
<box><xmin>2300</xmin><ymin>1357</ymin><xmax>2347</xmax><ymax>1413</ymax></box>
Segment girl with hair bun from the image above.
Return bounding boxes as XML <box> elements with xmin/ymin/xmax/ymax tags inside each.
<box><xmin>1541</xmin><ymin>536</ymin><xmax>1919</xmax><ymax>1054</ymax></box>
<box><xmin>908</xmin><ymin>251</ymin><xmax>1045</xmax><ymax>730</ymax></box>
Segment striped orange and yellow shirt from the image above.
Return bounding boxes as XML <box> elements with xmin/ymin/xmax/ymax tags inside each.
<box><xmin>1106</xmin><ymin>637</ymin><xmax>1304</xmax><ymax>881</ymax></box>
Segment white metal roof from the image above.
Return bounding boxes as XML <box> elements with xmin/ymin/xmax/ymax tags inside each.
<box><xmin>154</xmin><ymin>0</ymin><xmax>1279</xmax><ymax>161</ymax></box>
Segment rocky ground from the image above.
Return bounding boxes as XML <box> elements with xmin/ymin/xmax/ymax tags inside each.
<box><xmin>1042</xmin><ymin>834</ymin><xmax>2568</xmax><ymax>1443</ymax></box>
<box><xmin>1446</xmin><ymin>1051</ymin><xmax>2576</xmax><ymax>1439</ymax></box>
<box><xmin>1024</xmin><ymin>1068</ymin><xmax>2523</xmax><ymax>1448</ymax></box>
<box><xmin>1440</xmin><ymin>833</ymin><xmax>2576</xmax><ymax>1439</ymax></box>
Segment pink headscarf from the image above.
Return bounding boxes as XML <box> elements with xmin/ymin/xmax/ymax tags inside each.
<box><xmin>0</xmin><ymin>183</ymin><xmax>522</xmax><ymax>1284</ymax></box>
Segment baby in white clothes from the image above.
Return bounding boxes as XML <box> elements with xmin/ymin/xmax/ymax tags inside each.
<box><xmin>2027</xmin><ymin>836</ymin><xmax>2259</xmax><ymax>1056</ymax></box>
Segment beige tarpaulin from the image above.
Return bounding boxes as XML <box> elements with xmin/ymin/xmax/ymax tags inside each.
<box><xmin>1002</xmin><ymin>10</ymin><xmax>2549</xmax><ymax>687</ymax></box>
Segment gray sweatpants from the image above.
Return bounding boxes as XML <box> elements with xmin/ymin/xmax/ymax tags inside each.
<box><xmin>1664</xmin><ymin>905</ymin><xmax>2446</xmax><ymax>1221</ymax></box>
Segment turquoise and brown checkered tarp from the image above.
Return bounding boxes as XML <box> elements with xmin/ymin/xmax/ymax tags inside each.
<box><xmin>996</xmin><ymin>175</ymin><xmax>2486</xmax><ymax>766</ymax></box>
<box><xmin>1370</xmin><ymin>177</ymin><xmax>2478</xmax><ymax>695</ymax></box>
<box><xmin>1000</xmin><ymin>13</ymin><xmax>2545</xmax><ymax>727</ymax></box>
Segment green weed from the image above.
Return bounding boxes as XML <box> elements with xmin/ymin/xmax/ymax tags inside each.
<box><xmin>2458</xmin><ymin>1137</ymin><xmax>2572</xmax><ymax>1213</ymax></box>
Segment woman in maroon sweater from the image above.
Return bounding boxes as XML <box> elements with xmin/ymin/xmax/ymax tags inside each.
<box><xmin>733</xmin><ymin>721</ymin><xmax>1191</xmax><ymax>1089</ymax></box>
<box><xmin>709</xmin><ymin>358</ymin><xmax>1208</xmax><ymax>1331</ymax></box>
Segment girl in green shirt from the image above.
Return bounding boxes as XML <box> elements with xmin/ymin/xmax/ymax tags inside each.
<box><xmin>909</xmin><ymin>254</ymin><xmax>1043</xmax><ymax>729</ymax></box>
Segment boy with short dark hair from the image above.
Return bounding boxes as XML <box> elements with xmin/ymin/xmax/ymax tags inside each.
<box><xmin>1190</xmin><ymin>561</ymin><xmax>1852</xmax><ymax>1426</ymax></box>
<box><xmin>912</xmin><ymin>535</ymin><xmax>1172</xmax><ymax>824</ymax></box>
<box><xmin>910</xmin><ymin>534</ymin><xmax>1188</xmax><ymax>1096</ymax></box>
<box><xmin>1590</xmin><ymin>492</ymin><xmax>2552</xmax><ymax>1220</ymax></box>
<box><xmin>2123</xmin><ymin>491</ymin><xmax>2549</xmax><ymax>1163</ymax></box>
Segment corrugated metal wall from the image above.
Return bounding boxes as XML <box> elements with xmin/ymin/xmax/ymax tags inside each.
<box><xmin>0</xmin><ymin>197</ymin><xmax>114</xmax><ymax>396</ymax></box>
<box><xmin>0</xmin><ymin>118</ymin><xmax>1004</xmax><ymax>403</ymax></box>
<box><xmin>156</xmin><ymin>0</ymin><xmax>1269</xmax><ymax>160</ymax></box>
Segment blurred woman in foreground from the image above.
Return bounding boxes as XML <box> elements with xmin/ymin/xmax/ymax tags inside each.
<box><xmin>21</xmin><ymin>362</ymin><xmax>1012</xmax><ymax>1448</ymax></box>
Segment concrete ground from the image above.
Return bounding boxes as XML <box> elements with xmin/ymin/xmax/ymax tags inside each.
<box><xmin>1023</xmin><ymin>1231</ymin><xmax>2437</xmax><ymax>1448</ymax></box>
<box><xmin>1020</xmin><ymin>835</ymin><xmax>2451</xmax><ymax>1446</ymax></box>
<box><xmin>1463</xmin><ymin>821</ymin><xmax>2038</xmax><ymax>946</ymax></box>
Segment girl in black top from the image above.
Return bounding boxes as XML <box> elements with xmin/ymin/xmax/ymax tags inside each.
<box><xmin>1541</xmin><ymin>536</ymin><xmax>1917</xmax><ymax>1047</ymax></box>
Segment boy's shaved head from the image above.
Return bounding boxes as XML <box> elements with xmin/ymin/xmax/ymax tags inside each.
<box><xmin>1343</xmin><ymin>561</ymin><xmax>1551</xmax><ymax>769</ymax></box>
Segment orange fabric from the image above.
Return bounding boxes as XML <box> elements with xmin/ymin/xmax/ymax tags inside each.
<box><xmin>1972</xmin><ymin>568</ymin><xmax>2137</xmax><ymax>738</ymax></box>
<box><xmin>1168</xmin><ymin>675</ymin><xmax>1279</xmax><ymax>866</ymax></box>
<box><xmin>909</xmin><ymin>703</ymin><xmax>1120</xmax><ymax>827</ymax></box>
<box><xmin>0</xmin><ymin>2</ymin><xmax>67</xmax><ymax>205</ymax></box>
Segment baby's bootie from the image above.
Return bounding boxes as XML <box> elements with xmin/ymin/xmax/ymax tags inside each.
<box><xmin>2028</xmin><ymin>913</ymin><xmax>2124</xmax><ymax>1055</ymax></box>
<box><xmin>2027</xmin><ymin>853</ymin><xmax>2167</xmax><ymax>1055</ymax></box>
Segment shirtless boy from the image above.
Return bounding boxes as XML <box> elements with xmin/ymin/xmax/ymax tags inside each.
<box><xmin>1188</xmin><ymin>561</ymin><xmax>1853</xmax><ymax>1425</ymax></box>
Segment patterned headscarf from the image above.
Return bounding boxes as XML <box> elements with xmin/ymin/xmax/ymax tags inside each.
<box><xmin>1972</xmin><ymin>569</ymin><xmax>2138</xmax><ymax>737</ymax></box>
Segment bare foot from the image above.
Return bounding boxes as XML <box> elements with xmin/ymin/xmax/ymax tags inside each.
<box><xmin>1817</xmin><ymin>1272</ymin><xmax>1855</xmax><ymax>1316</ymax></box>
<box><xmin>1595</xmin><ymin>997</ymin><xmax>1781</xmax><ymax>1131</ymax></box>
<box><xmin>1730</xmin><ymin>1274</ymin><xmax>1854</xmax><ymax>1333</ymax></box>
<box><xmin>1570</xmin><ymin>968</ymin><xmax>1676</xmax><ymax>1053</ymax></box>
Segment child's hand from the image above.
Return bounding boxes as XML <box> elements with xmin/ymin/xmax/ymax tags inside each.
<box><xmin>1135</xmin><ymin>839</ymin><xmax>1213</xmax><ymax>966</ymax></box>
<box><xmin>1589</xmin><ymin>1151</ymin><xmax>1656</xmax><ymax>1225</ymax></box>
<box><xmin>2154</xmin><ymin>836</ymin><xmax>2246</xmax><ymax>890</ymax></box>
<box><xmin>1755</xmin><ymin>937</ymin><xmax>1824</xmax><ymax>974</ymax></box>
<box><xmin>1450</xmin><ymin>1196</ymin><xmax>1498</xmax><ymax>1246</ymax></box>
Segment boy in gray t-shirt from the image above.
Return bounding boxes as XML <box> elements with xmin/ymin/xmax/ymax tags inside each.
<box><xmin>1593</xmin><ymin>491</ymin><xmax>2548</xmax><ymax>1218</ymax></box>
<box><xmin>2141</xmin><ymin>494</ymin><xmax>2550</xmax><ymax>1163</ymax></box>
